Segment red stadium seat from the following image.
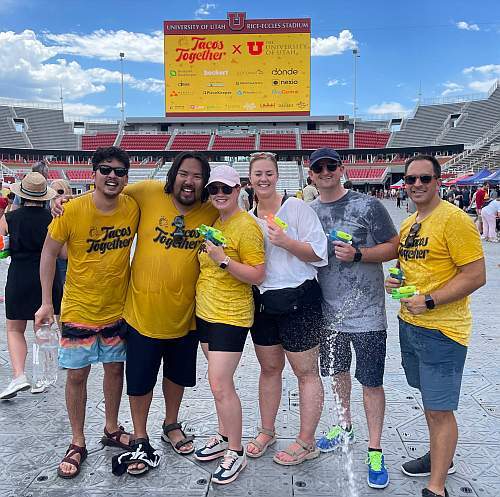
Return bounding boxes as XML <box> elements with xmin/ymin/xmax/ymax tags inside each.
<box><xmin>260</xmin><ymin>134</ymin><xmax>297</xmax><ymax>150</ymax></box>
<box><xmin>301</xmin><ymin>132</ymin><xmax>349</xmax><ymax>149</ymax></box>
<box><xmin>353</xmin><ymin>131</ymin><xmax>390</xmax><ymax>148</ymax></box>
<box><xmin>81</xmin><ymin>133</ymin><xmax>117</xmax><ymax>150</ymax></box>
<box><xmin>120</xmin><ymin>134</ymin><xmax>170</xmax><ymax>151</ymax></box>
<box><xmin>66</xmin><ymin>169</ymin><xmax>93</xmax><ymax>180</ymax></box>
<box><xmin>211</xmin><ymin>135</ymin><xmax>256</xmax><ymax>151</ymax></box>
<box><xmin>169</xmin><ymin>134</ymin><xmax>211</xmax><ymax>151</ymax></box>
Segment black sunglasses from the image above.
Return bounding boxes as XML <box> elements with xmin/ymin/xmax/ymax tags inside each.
<box><xmin>404</xmin><ymin>175</ymin><xmax>437</xmax><ymax>185</ymax></box>
<box><xmin>310</xmin><ymin>161</ymin><xmax>341</xmax><ymax>174</ymax></box>
<box><xmin>404</xmin><ymin>222</ymin><xmax>421</xmax><ymax>248</ymax></box>
<box><xmin>207</xmin><ymin>184</ymin><xmax>235</xmax><ymax>195</ymax></box>
<box><xmin>95</xmin><ymin>165</ymin><xmax>128</xmax><ymax>177</ymax></box>
<box><xmin>56</xmin><ymin>189</ymin><xmax>65</xmax><ymax>195</ymax></box>
<box><xmin>172</xmin><ymin>215</ymin><xmax>185</xmax><ymax>240</ymax></box>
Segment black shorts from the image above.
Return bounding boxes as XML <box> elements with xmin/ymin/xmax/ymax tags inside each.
<box><xmin>251</xmin><ymin>279</ymin><xmax>324</xmax><ymax>353</ymax></box>
<box><xmin>320</xmin><ymin>330</ymin><xmax>387</xmax><ymax>387</ymax></box>
<box><xmin>196</xmin><ymin>317</ymin><xmax>248</xmax><ymax>353</ymax></box>
<box><xmin>125</xmin><ymin>322</ymin><xmax>199</xmax><ymax>396</ymax></box>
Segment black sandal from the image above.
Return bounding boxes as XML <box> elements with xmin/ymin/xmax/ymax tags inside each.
<box><xmin>111</xmin><ymin>438</ymin><xmax>161</xmax><ymax>477</ymax></box>
<box><xmin>161</xmin><ymin>422</ymin><xmax>195</xmax><ymax>455</ymax></box>
<box><xmin>57</xmin><ymin>444</ymin><xmax>88</xmax><ymax>479</ymax></box>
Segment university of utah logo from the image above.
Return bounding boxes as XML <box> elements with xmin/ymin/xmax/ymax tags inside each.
<box><xmin>228</xmin><ymin>12</ymin><xmax>246</xmax><ymax>31</ymax></box>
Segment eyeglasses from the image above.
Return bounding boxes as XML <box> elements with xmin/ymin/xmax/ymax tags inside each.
<box><xmin>172</xmin><ymin>215</ymin><xmax>185</xmax><ymax>240</ymax></box>
<box><xmin>404</xmin><ymin>175</ymin><xmax>438</xmax><ymax>185</ymax></box>
<box><xmin>404</xmin><ymin>222</ymin><xmax>421</xmax><ymax>248</ymax></box>
<box><xmin>310</xmin><ymin>161</ymin><xmax>341</xmax><ymax>174</ymax></box>
<box><xmin>207</xmin><ymin>184</ymin><xmax>235</xmax><ymax>195</ymax></box>
<box><xmin>95</xmin><ymin>165</ymin><xmax>128</xmax><ymax>177</ymax></box>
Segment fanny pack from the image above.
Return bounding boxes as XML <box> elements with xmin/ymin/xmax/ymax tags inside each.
<box><xmin>258</xmin><ymin>278</ymin><xmax>318</xmax><ymax>315</ymax></box>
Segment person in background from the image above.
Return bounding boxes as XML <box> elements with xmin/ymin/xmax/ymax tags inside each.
<box><xmin>343</xmin><ymin>180</ymin><xmax>353</xmax><ymax>190</ymax></box>
<box><xmin>0</xmin><ymin>194</ymin><xmax>8</xmax><ymax>218</ymax></box>
<box><xmin>0</xmin><ymin>173</ymin><xmax>62</xmax><ymax>400</ymax></box>
<box><xmin>11</xmin><ymin>161</ymin><xmax>50</xmax><ymax>211</ymax></box>
<box><xmin>302</xmin><ymin>177</ymin><xmax>319</xmax><ymax>203</ymax></box>
<box><xmin>481</xmin><ymin>197</ymin><xmax>500</xmax><ymax>242</ymax></box>
<box><xmin>238</xmin><ymin>179</ymin><xmax>251</xmax><ymax>211</ymax></box>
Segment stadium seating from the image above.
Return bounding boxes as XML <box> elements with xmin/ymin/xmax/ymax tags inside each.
<box><xmin>120</xmin><ymin>134</ymin><xmax>170</xmax><ymax>150</ymax></box>
<box><xmin>66</xmin><ymin>169</ymin><xmax>93</xmax><ymax>181</ymax></box>
<box><xmin>0</xmin><ymin>106</ymin><xmax>30</xmax><ymax>148</ymax></box>
<box><xmin>47</xmin><ymin>170</ymin><xmax>63</xmax><ymax>179</ymax></box>
<box><xmin>259</xmin><ymin>133</ymin><xmax>297</xmax><ymax>150</ymax></box>
<box><xmin>354</xmin><ymin>131</ymin><xmax>390</xmax><ymax>148</ymax></box>
<box><xmin>81</xmin><ymin>133</ymin><xmax>117</xmax><ymax>150</ymax></box>
<box><xmin>211</xmin><ymin>135</ymin><xmax>256</xmax><ymax>151</ymax></box>
<box><xmin>345</xmin><ymin>166</ymin><xmax>388</xmax><ymax>182</ymax></box>
<box><xmin>169</xmin><ymin>134</ymin><xmax>211</xmax><ymax>151</ymax></box>
<box><xmin>301</xmin><ymin>132</ymin><xmax>349</xmax><ymax>149</ymax></box>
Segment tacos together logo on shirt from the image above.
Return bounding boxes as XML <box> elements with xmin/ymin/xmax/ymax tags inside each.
<box><xmin>86</xmin><ymin>225</ymin><xmax>134</xmax><ymax>254</ymax></box>
<box><xmin>152</xmin><ymin>216</ymin><xmax>202</xmax><ymax>251</ymax></box>
<box><xmin>398</xmin><ymin>235</ymin><xmax>430</xmax><ymax>261</ymax></box>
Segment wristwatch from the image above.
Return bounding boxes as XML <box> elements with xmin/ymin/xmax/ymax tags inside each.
<box><xmin>353</xmin><ymin>247</ymin><xmax>362</xmax><ymax>263</ymax></box>
<box><xmin>424</xmin><ymin>294</ymin><xmax>435</xmax><ymax>310</ymax></box>
<box><xmin>219</xmin><ymin>256</ymin><xmax>230</xmax><ymax>270</ymax></box>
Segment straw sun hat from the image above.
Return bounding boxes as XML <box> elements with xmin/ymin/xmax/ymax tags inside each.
<box><xmin>10</xmin><ymin>172</ymin><xmax>56</xmax><ymax>202</ymax></box>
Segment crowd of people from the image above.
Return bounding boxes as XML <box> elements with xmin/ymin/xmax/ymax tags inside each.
<box><xmin>0</xmin><ymin>147</ymin><xmax>487</xmax><ymax>497</ymax></box>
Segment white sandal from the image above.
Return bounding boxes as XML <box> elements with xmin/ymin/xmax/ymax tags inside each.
<box><xmin>245</xmin><ymin>426</ymin><xmax>276</xmax><ymax>458</ymax></box>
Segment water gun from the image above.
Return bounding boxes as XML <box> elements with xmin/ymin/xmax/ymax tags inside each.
<box><xmin>197</xmin><ymin>224</ymin><xmax>227</xmax><ymax>247</ymax></box>
<box><xmin>0</xmin><ymin>235</ymin><xmax>10</xmax><ymax>259</ymax></box>
<box><xmin>264</xmin><ymin>214</ymin><xmax>288</xmax><ymax>231</ymax></box>
<box><xmin>389</xmin><ymin>267</ymin><xmax>405</xmax><ymax>282</ymax></box>
<box><xmin>329</xmin><ymin>229</ymin><xmax>353</xmax><ymax>245</ymax></box>
<box><xmin>391</xmin><ymin>285</ymin><xmax>418</xmax><ymax>300</ymax></box>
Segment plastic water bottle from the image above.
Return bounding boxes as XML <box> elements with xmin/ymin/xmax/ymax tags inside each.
<box><xmin>33</xmin><ymin>324</ymin><xmax>59</xmax><ymax>387</ymax></box>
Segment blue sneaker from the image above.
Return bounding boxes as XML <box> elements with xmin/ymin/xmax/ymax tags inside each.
<box><xmin>366</xmin><ymin>451</ymin><xmax>389</xmax><ymax>489</ymax></box>
<box><xmin>316</xmin><ymin>425</ymin><xmax>355</xmax><ymax>453</ymax></box>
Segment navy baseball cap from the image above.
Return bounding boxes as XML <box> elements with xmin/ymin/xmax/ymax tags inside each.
<box><xmin>309</xmin><ymin>148</ymin><xmax>342</xmax><ymax>168</ymax></box>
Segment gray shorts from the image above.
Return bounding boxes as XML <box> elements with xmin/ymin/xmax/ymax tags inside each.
<box><xmin>398</xmin><ymin>318</ymin><xmax>467</xmax><ymax>411</ymax></box>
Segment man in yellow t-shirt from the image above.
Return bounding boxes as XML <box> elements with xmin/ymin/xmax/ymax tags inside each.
<box><xmin>35</xmin><ymin>147</ymin><xmax>139</xmax><ymax>479</ymax></box>
<box><xmin>117</xmin><ymin>151</ymin><xmax>218</xmax><ymax>475</ymax></box>
<box><xmin>385</xmin><ymin>155</ymin><xmax>485</xmax><ymax>497</ymax></box>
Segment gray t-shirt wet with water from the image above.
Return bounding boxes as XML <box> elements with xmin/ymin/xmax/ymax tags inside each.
<box><xmin>311</xmin><ymin>191</ymin><xmax>397</xmax><ymax>333</ymax></box>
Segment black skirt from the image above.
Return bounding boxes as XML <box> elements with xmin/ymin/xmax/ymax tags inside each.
<box><xmin>5</xmin><ymin>259</ymin><xmax>63</xmax><ymax>320</ymax></box>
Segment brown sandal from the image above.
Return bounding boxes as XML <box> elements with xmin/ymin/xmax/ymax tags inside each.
<box><xmin>273</xmin><ymin>437</ymin><xmax>320</xmax><ymax>466</ymax></box>
<box><xmin>101</xmin><ymin>425</ymin><xmax>132</xmax><ymax>450</ymax></box>
<box><xmin>246</xmin><ymin>427</ymin><xmax>276</xmax><ymax>458</ymax></box>
<box><xmin>57</xmin><ymin>444</ymin><xmax>88</xmax><ymax>479</ymax></box>
<box><xmin>161</xmin><ymin>422</ymin><xmax>195</xmax><ymax>455</ymax></box>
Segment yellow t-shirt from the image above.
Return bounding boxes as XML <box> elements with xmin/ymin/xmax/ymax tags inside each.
<box><xmin>398</xmin><ymin>200</ymin><xmax>484</xmax><ymax>346</ymax></box>
<box><xmin>196</xmin><ymin>210</ymin><xmax>265</xmax><ymax>328</ymax></box>
<box><xmin>48</xmin><ymin>193</ymin><xmax>139</xmax><ymax>325</ymax></box>
<box><xmin>122</xmin><ymin>180</ymin><xmax>218</xmax><ymax>339</ymax></box>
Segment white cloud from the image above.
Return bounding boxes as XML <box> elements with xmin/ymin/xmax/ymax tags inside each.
<box><xmin>441</xmin><ymin>81</ymin><xmax>464</xmax><ymax>96</ymax></box>
<box><xmin>45</xmin><ymin>29</ymin><xmax>163</xmax><ymax>63</ymax></box>
<box><xmin>0</xmin><ymin>30</ymin><xmax>163</xmax><ymax>105</ymax></box>
<box><xmin>194</xmin><ymin>3</ymin><xmax>216</xmax><ymax>17</ymax></box>
<box><xmin>367</xmin><ymin>102</ymin><xmax>411</xmax><ymax>115</ymax></box>
<box><xmin>463</xmin><ymin>64</ymin><xmax>500</xmax><ymax>75</ymax></box>
<box><xmin>327</xmin><ymin>79</ymin><xmax>347</xmax><ymax>87</ymax></box>
<box><xmin>468</xmin><ymin>79</ymin><xmax>497</xmax><ymax>92</ymax></box>
<box><xmin>311</xmin><ymin>30</ymin><xmax>357</xmax><ymax>56</ymax></box>
<box><xmin>456</xmin><ymin>21</ymin><xmax>480</xmax><ymax>31</ymax></box>
<box><xmin>63</xmin><ymin>103</ymin><xmax>106</xmax><ymax>116</ymax></box>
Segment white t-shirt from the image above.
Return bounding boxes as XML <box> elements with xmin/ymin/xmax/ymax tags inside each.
<box><xmin>238</xmin><ymin>188</ymin><xmax>249</xmax><ymax>210</ymax></box>
<box><xmin>250</xmin><ymin>197</ymin><xmax>328</xmax><ymax>293</ymax></box>
<box><xmin>482</xmin><ymin>198</ymin><xmax>500</xmax><ymax>216</ymax></box>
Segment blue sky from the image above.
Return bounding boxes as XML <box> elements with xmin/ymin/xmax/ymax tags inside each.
<box><xmin>0</xmin><ymin>0</ymin><xmax>498</xmax><ymax>120</ymax></box>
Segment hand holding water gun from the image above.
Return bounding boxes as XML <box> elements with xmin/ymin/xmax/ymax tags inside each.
<box><xmin>391</xmin><ymin>285</ymin><xmax>418</xmax><ymax>300</ymax></box>
<box><xmin>197</xmin><ymin>224</ymin><xmax>227</xmax><ymax>247</ymax></box>
<box><xmin>388</xmin><ymin>267</ymin><xmax>405</xmax><ymax>282</ymax></box>
<box><xmin>329</xmin><ymin>229</ymin><xmax>353</xmax><ymax>245</ymax></box>
<box><xmin>329</xmin><ymin>229</ymin><xmax>358</xmax><ymax>262</ymax></box>
<box><xmin>264</xmin><ymin>214</ymin><xmax>288</xmax><ymax>231</ymax></box>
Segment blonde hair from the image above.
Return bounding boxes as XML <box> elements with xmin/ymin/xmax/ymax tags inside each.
<box><xmin>50</xmin><ymin>179</ymin><xmax>72</xmax><ymax>196</ymax></box>
<box><xmin>249</xmin><ymin>152</ymin><xmax>279</xmax><ymax>174</ymax></box>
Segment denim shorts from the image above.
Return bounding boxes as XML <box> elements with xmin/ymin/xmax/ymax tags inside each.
<box><xmin>398</xmin><ymin>318</ymin><xmax>467</xmax><ymax>411</ymax></box>
<box><xmin>59</xmin><ymin>321</ymin><xmax>126</xmax><ymax>369</ymax></box>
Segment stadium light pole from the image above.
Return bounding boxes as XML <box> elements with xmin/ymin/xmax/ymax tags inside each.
<box><xmin>119</xmin><ymin>52</ymin><xmax>125</xmax><ymax>125</ymax></box>
<box><xmin>352</xmin><ymin>48</ymin><xmax>360</xmax><ymax>149</ymax></box>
